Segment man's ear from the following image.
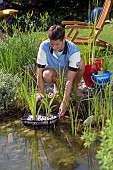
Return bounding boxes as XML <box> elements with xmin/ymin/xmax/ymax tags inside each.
<box><xmin>63</xmin><ymin>38</ymin><xmax>65</xmax><ymax>42</ymax></box>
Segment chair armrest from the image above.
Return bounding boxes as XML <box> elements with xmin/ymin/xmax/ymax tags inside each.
<box><xmin>65</xmin><ymin>24</ymin><xmax>101</xmax><ymax>30</ymax></box>
<box><xmin>62</xmin><ymin>20</ymin><xmax>93</xmax><ymax>26</ymax></box>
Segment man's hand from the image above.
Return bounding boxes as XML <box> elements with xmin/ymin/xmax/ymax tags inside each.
<box><xmin>36</xmin><ymin>93</ymin><xmax>42</xmax><ymax>104</ymax></box>
<box><xmin>58</xmin><ymin>101</ymin><xmax>67</xmax><ymax>117</ymax></box>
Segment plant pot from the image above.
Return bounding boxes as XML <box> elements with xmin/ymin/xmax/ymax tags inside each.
<box><xmin>91</xmin><ymin>70</ymin><xmax>112</xmax><ymax>88</ymax></box>
<box><xmin>21</xmin><ymin>112</ymin><xmax>59</xmax><ymax>129</ymax></box>
<box><xmin>94</xmin><ymin>59</ymin><xmax>104</xmax><ymax>70</ymax></box>
<box><xmin>83</xmin><ymin>59</ymin><xmax>104</xmax><ymax>87</ymax></box>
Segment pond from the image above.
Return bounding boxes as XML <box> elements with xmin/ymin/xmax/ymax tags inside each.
<box><xmin>0</xmin><ymin>117</ymin><xmax>100</xmax><ymax>170</ymax></box>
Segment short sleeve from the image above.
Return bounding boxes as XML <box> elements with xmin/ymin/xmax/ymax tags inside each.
<box><xmin>36</xmin><ymin>45</ymin><xmax>47</xmax><ymax>66</ymax></box>
<box><xmin>68</xmin><ymin>51</ymin><xmax>81</xmax><ymax>70</ymax></box>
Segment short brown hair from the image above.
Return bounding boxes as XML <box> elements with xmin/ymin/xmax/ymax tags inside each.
<box><xmin>48</xmin><ymin>25</ymin><xmax>65</xmax><ymax>41</ymax></box>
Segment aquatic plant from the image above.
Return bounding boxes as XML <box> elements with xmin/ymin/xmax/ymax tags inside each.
<box><xmin>22</xmin><ymin>83</ymin><xmax>37</xmax><ymax>120</ymax></box>
<box><xmin>96</xmin><ymin>119</ymin><xmax>113</xmax><ymax>170</ymax></box>
<box><xmin>81</xmin><ymin>130</ymin><xmax>97</xmax><ymax>148</ymax></box>
<box><xmin>37</xmin><ymin>93</ymin><xmax>57</xmax><ymax>117</ymax></box>
<box><xmin>57</xmin><ymin>67</ymin><xmax>66</xmax><ymax>103</ymax></box>
<box><xmin>68</xmin><ymin>100</ymin><xmax>79</xmax><ymax>136</ymax></box>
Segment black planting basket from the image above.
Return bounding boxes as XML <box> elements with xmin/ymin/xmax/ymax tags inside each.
<box><xmin>21</xmin><ymin>112</ymin><xmax>59</xmax><ymax>129</ymax></box>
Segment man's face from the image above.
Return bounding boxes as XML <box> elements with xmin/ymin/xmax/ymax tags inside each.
<box><xmin>50</xmin><ymin>39</ymin><xmax>65</xmax><ymax>52</ymax></box>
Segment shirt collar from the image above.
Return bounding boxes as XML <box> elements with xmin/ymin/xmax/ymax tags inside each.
<box><xmin>49</xmin><ymin>40</ymin><xmax>68</xmax><ymax>54</ymax></box>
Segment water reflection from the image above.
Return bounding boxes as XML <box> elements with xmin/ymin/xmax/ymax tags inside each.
<box><xmin>0</xmin><ymin>119</ymin><xmax>99</xmax><ymax>170</ymax></box>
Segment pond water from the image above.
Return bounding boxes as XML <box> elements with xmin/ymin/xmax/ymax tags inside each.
<box><xmin>0</xmin><ymin>117</ymin><xmax>100</xmax><ymax>170</ymax></box>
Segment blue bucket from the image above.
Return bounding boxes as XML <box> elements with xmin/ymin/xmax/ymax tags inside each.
<box><xmin>91</xmin><ymin>71</ymin><xmax>112</xmax><ymax>87</ymax></box>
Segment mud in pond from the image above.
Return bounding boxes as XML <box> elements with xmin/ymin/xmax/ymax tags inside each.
<box><xmin>0</xmin><ymin>116</ymin><xmax>100</xmax><ymax>170</ymax></box>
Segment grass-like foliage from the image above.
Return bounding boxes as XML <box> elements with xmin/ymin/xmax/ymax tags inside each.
<box><xmin>21</xmin><ymin>82</ymin><xmax>37</xmax><ymax>120</ymax></box>
<box><xmin>37</xmin><ymin>93</ymin><xmax>57</xmax><ymax>117</ymax></box>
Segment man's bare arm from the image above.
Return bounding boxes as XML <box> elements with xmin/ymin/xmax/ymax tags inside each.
<box><xmin>63</xmin><ymin>70</ymin><xmax>76</xmax><ymax>104</ymax></box>
<box><xmin>36</xmin><ymin>67</ymin><xmax>45</xmax><ymax>96</ymax></box>
<box><xmin>59</xmin><ymin>70</ymin><xmax>76</xmax><ymax>116</ymax></box>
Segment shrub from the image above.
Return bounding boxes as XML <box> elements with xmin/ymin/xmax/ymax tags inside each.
<box><xmin>96</xmin><ymin>119</ymin><xmax>113</xmax><ymax>170</ymax></box>
<box><xmin>0</xmin><ymin>70</ymin><xmax>20</xmax><ymax>111</ymax></box>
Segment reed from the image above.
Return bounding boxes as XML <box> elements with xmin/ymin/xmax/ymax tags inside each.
<box><xmin>0</xmin><ymin>20</ymin><xmax>46</xmax><ymax>75</ymax></box>
<box><xmin>22</xmin><ymin>82</ymin><xmax>37</xmax><ymax>120</ymax></box>
<box><xmin>17</xmin><ymin>69</ymin><xmax>37</xmax><ymax>120</ymax></box>
<box><xmin>68</xmin><ymin>103</ymin><xmax>76</xmax><ymax>136</ymax></box>
<box><xmin>57</xmin><ymin>67</ymin><xmax>66</xmax><ymax>103</ymax></box>
<box><xmin>37</xmin><ymin>93</ymin><xmax>57</xmax><ymax>117</ymax></box>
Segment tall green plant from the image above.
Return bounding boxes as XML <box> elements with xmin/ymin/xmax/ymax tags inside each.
<box><xmin>38</xmin><ymin>93</ymin><xmax>56</xmax><ymax>117</ymax></box>
<box><xmin>39</xmin><ymin>12</ymin><xmax>50</xmax><ymax>31</ymax></box>
<box><xmin>81</xmin><ymin>0</ymin><xmax>101</xmax><ymax>64</ymax></box>
<box><xmin>0</xmin><ymin>18</ymin><xmax>43</xmax><ymax>76</ymax></box>
<box><xmin>68</xmin><ymin>103</ymin><xmax>78</xmax><ymax>136</ymax></box>
<box><xmin>21</xmin><ymin>82</ymin><xmax>37</xmax><ymax>120</ymax></box>
<box><xmin>0</xmin><ymin>31</ymin><xmax>39</xmax><ymax>75</ymax></box>
<box><xmin>57</xmin><ymin>67</ymin><xmax>66</xmax><ymax>103</ymax></box>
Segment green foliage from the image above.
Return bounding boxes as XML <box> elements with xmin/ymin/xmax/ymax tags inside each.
<box><xmin>21</xmin><ymin>82</ymin><xmax>37</xmax><ymax>120</ymax></box>
<box><xmin>101</xmin><ymin>50</ymin><xmax>113</xmax><ymax>71</ymax></box>
<box><xmin>96</xmin><ymin>119</ymin><xmax>113</xmax><ymax>170</ymax></box>
<box><xmin>17</xmin><ymin>68</ymin><xmax>37</xmax><ymax>119</ymax></box>
<box><xmin>0</xmin><ymin>70</ymin><xmax>20</xmax><ymax>110</ymax></box>
<box><xmin>57</xmin><ymin>68</ymin><xmax>66</xmax><ymax>103</ymax></box>
<box><xmin>69</xmin><ymin>104</ymin><xmax>78</xmax><ymax>136</ymax></box>
<box><xmin>15</xmin><ymin>10</ymin><xmax>50</xmax><ymax>32</ymax></box>
<box><xmin>39</xmin><ymin>12</ymin><xmax>50</xmax><ymax>31</ymax></box>
<box><xmin>0</xmin><ymin>28</ymin><xmax>41</xmax><ymax>75</ymax></box>
<box><xmin>81</xmin><ymin>130</ymin><xmax>97</xmax><ymax>148</ymax></box>
<box><xmin>38</xmin><ymin>93</ymin><xmax>56</xmax><ymax>117</ymax></box>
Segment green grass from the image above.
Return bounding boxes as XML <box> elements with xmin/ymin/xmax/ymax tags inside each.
<box><xmin>65</xmin><ymin>23</ymin><xmax>113</xmax><ymax>46</ymax></box>
<box><xmin>98</xmin><ymin>23</ymin><xmax>113</xmax><ymax>45</ymax></box>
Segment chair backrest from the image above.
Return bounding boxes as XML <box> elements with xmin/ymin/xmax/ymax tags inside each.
<box><xmin>90</xmin><ymin>0</ymin><xmax>113</xmax><ymax>39</ymax></box>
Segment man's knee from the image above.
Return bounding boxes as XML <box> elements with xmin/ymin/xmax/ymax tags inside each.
<box><xmin>43</xmin><ymin>68</ymin><xmax>57</xmax><ymax>83</ymax></box>
<box><xmin>78</xmin><ymin>58</ymin><xmax>85</xmax><ymax>71</ymax></box>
